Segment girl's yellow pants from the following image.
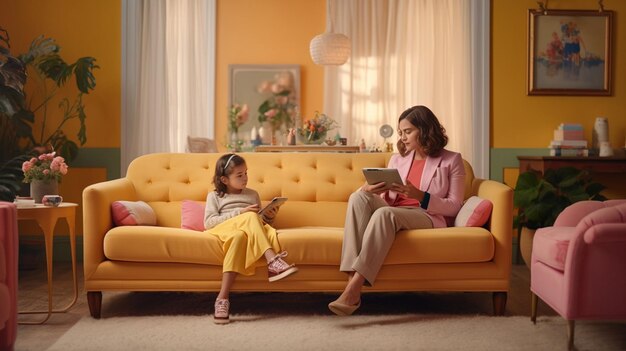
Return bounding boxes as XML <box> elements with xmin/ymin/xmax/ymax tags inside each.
<box><xmin>205</xmin><ymin>212</ymin><xmax>280</xmax><ymax>275</ymax></box>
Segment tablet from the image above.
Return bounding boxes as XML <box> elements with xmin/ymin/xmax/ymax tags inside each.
<box><xmin>362</xmin><ymin>168</ymin><xmax>403</xmax><ymax>190</ymax></box>
<box><xmin>258</xmin><ymin>197</ymin><xmax>288</xmax><ymax>216</ymax></box>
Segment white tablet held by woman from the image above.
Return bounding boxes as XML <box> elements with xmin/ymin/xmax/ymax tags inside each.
<box><xmin>362</xmin><ymin>168</ymin><xmax>403</xmax><ymax>190</ymax></box>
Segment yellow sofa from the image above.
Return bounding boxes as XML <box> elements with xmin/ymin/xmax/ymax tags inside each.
<box><xmin>83</xmin><ymin>152</ymin><xmax>513</xmax><ymax>318</ymax></box>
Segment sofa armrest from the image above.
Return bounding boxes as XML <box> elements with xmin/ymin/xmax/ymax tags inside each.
<box><xmin>472</xmin><ymin>178</ymin><xmax>513</xmax><ymax>269</ymax></box>
<box><xmin>584</xmin><ymin>223</ymin><xmax>626</xmax><ymax>244</ymax></box>
<box><xmin>82</xmin><ymin>178</ymin><xmax>137</xmax><ymax>280</ymax></box>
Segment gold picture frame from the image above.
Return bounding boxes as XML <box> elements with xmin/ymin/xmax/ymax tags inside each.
<box><xmin>527</xmin><ymin>9</ymin><xmax>613</xmax><ymax>96</ymax></box>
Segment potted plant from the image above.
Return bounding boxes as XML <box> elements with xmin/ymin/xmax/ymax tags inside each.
<box><xmin>0</xmin><ymin>28</ymin><xmax>98</xmax><ymax>201</ymax></box>
<box><xmin>513</xmin><ymin>166</ymin><xmax>606</xmax><ymax>266</ymax></box>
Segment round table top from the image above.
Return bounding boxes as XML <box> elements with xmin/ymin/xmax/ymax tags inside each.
<box><xmin>15</xmin><ymin>202</ymin><xmax>78</xmax><ymax>210</ymax></box>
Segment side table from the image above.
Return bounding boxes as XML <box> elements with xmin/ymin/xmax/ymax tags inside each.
<box><xmin>16</xmin><ymin>202</ymin><xmax>78</xmax><ymax>324</ymax></box>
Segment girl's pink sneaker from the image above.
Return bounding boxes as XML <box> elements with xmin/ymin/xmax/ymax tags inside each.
<box><xmin>268</xmin><ymin>251</ymin><xmax>298</xmax><ymax>282</ymax></box>
<box><xmin>214</xmin><ymin>298</ymin><xmax>230</xmax><ymax>324</ymax></box>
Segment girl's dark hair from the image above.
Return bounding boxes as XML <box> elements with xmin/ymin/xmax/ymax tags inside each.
<box><xmin>396</xmin><ymin>105</ymin><xmax>448</xmax><ymax>157</ymax></box>
<box><xmin>213</xmin><ymin>153</ymin><xmax>246</xmax><ymax>197</ymax></box>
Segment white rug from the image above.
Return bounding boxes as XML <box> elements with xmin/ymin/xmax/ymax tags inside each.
<box><xmin>46</xmin><ymin>314</ymin><xmax>626</xmax><ymax>351</ymax></box>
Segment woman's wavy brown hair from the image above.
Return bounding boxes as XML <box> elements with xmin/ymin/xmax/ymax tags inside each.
<box><xmin>396</xmin><ymin>105</ymin><xmax>448</xmax><ymax>157</ymax></box>
<box><xmin>213</xmin><ymin>153</ymin><xmax>246</xmax><ymax>197</ymax></box>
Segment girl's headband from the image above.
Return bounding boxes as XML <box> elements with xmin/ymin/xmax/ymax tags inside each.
<box><xmin>223</xmin><ymin>154</ymin><xmax>236</xmax><ymax>171</ymax></box>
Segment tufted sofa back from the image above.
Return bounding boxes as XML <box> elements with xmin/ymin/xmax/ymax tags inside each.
<box><xmin>125</xmin><ymin>153</ymin><xmax>475</xmax><ymax>228</ymax></box>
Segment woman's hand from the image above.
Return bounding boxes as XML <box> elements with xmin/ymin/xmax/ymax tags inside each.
<box><xmin>390</xmin><ymin>181</ymin><xmax>424</xmax><ymax>201</ymax></box>
<box><xmin>361</xmin><ymin>181</ymin><xmax>387</xmax><ymax>194</ymax></box>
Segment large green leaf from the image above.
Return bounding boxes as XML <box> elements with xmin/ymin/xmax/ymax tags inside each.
<box><xmin>37</xmin><ymin>54</ymin><xmax>73</xmax><ymax>86</ymax></box>
<box><xmin>73</xmin><ymin>57</ymin><xmax>98</xmax><ymax>94</ymax></box>
<box><xmin>0</xmin><ymin>85</ymin><xmax>25</xmax><ymax>116</ymax></box>
<box><xmin>19</xmin><ymin>35</ymin><xmax>59</xmax><ymax>65</ymax></box>
<box><xmin>0</xmin><ymin>153</ymin><xmax>31</xmax><ymax>202</ymax></box>
<box><xmin>0</xmin><ymin>55</ymin><xmax>27</xmax><ymax>93</ymax></box>
<box><xmin>10</xmin><ymin>109</ymin><xmax>35</xmax><ymax>139</ymax></box>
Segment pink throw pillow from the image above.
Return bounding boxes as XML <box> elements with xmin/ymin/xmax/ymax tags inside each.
<box><xmin>454</xmin><ymin>196</ymin><xmax>493</xmax><ymax>227</ymax></box>
<box><xmin>181</xmin><ymin>200</ymin><xmax>205</xmax><ymax>231</ymax></box>
<box><xmin>111</xmin><ymin>201</ymin><xmax>156</xmax><ymax>226</ymax></box>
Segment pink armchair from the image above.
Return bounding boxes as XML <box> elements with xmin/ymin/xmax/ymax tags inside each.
<box><xmin>530</xmin><ymin>200</ymin><xmax>626</xmax><ymax>350</ymax></box>
<box><xmin>0</xmin><ymin>202</ymin><xmax>18</xmax><ymax>351</ymax></box>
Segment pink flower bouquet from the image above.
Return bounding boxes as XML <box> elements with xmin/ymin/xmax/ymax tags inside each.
<box><xmin>22</xmin><ymin>152</ymin><xmax>68</xmax><ymax>183</ymax></box>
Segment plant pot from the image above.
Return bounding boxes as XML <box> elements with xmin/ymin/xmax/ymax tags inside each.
<box><xmin>30</xmin><ymin>179</ymin><xmax>59</xmax><ymax>203</ymax></box>
<box><xmin>519</xmin><ymin>227</ymin><xmax>536</xmax><ymax>268</ymax></box>
<box><xmin>299</xmin><ymin>131</ymin><xmax>327</xmax><ymax>145</ymax></box>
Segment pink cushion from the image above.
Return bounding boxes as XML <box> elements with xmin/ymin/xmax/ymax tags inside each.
<box><xmin>111</xmin><ymin>201</ymin><xmax>156</xmax><ymax>226</ymax></box>
<box><xmin>454</xmin><ymin>196</ymin><xmax>493</xmax><ymax>227</ymax></box>
<box><xmin>532</xmin><ymin>226</ymin><xmax>576</xmax><ymax>271</ymax></box>
<box><xmin>181</xmin><ymin>200</ymin><xmax>205</xmax><ymax>231</ymax></box>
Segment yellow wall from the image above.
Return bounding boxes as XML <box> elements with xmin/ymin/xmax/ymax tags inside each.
<box><xmin>0</xmin><ymin>0</ymin><xmax>121</xmax><ymax>149</ymax></box>
<box><xmin>215</xmin><ymin>0</ymin><xmax>326</xmax><ymax>148</ymax></box>
<box><xmin>492</xmin><ymin>0</ymin><xmax>626</xmax><ymax>149</ymax></box>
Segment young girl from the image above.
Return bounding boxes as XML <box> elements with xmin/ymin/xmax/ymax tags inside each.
<box><xmin>205</xmin><ymin>153</ymin><xmax>298</xmax><ymax>324</ymax></box>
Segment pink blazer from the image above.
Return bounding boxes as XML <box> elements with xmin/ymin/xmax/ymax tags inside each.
<box><xmin>386</xmin><ymin>149</ymin><xmax>465</xmax><ymax>228</ymax></box>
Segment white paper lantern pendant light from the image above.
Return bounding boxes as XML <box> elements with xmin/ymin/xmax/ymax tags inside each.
<box><xmin>310</xmin><ymin>0</ymin><xmax>351</xmax><ymax>65</ymax></box>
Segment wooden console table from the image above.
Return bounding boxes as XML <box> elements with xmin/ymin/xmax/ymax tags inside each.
<box><xmin>517</xmin><ymin>156</ymin><xmax>626</xmax><ymax>174</ymax></box>
<box><xmin>255</xmin><ymin>145</ymin><xmax>360</xmax><ymax>153</ymax></box>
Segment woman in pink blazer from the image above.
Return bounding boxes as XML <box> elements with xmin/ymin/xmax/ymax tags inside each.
<box><xmin>329</xmin><ymin>105</ymin><xmax>466</xmax><ymax>316</ymax></box>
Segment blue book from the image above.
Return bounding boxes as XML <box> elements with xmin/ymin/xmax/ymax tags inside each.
<box><xmin>558</xmin><ymin>123</ymin><xmax>583</xmax><ymax>131</ymax></box>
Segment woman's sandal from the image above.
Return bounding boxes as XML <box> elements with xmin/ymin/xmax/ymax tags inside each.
<box><xmin>328</xmin><ymin>299</ymin><xmax>361</xmax><ymax>316</ymax></box>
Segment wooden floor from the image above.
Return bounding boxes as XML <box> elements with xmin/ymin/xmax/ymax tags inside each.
<box><xmin>16</xmin><ymin>262</ymin><xmax>557</xmax><ymax>350</ymax></box>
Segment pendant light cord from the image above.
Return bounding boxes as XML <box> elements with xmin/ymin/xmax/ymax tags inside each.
<box><xmin>326</xmin><ymin>0</ymin><xmax>333</xmax><ymax>33</ymax></box>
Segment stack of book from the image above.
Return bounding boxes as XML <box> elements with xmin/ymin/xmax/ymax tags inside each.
<box><xmin>549</xmin><ymin>123</ymin><xmax>589</xmax><ymax>157</ymax></box>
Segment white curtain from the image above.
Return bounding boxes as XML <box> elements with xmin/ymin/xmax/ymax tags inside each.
<box><xmin>122</xmin><ymin>0</ymin><xmax>216</xmax><ymax>175</ymax></box>
<box><xmin>326</xmin><ymin>0</ymin><xmax>474</xmax><ymax>166</ymax></box>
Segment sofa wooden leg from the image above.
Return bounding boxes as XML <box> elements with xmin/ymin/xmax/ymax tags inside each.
<box><xmin>87</xmin><ymin>291</ymin><xmax>102</xmax><ymax>319</ymax></box>
<box><xmin>531</xmin><ymin>292</ymin><xmax>538</xmax><ymax>324</ymax></box>
<box><xmin>567</xmin><ymin>320</ymin><xmax>575</xmax><ymax>350</ymax></box>
<box><xmin>492</xmin><ymin>291</ymin><xmax>507</xmax><ymax>316</ymax></box>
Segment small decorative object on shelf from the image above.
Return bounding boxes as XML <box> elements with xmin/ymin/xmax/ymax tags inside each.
<box><xmin>22</xmin><ymin>151</ymin><xmax>68</xmax><ymax>203</ymax></box>
<box><xmin>359</xmin><ymin>139</ymin><xmax>366</xmax><ymax>152</ymax></box>
<box><xmin>287</xmin><ymin>128</ymin><xmax>296</xmax><ymax>145</ymax></box>
<box><xmin>549</xmin><ymin>123</ymin><xmax>588</xmax><ymax>157</ymax></box>
<box><xmin>298</xmin><ymin>111</ymin><xmax>338</xmax><ymax>145</ymax></box>
<box><xmin>228</xmin><ymin>104</ymin><xmax>249</xmax><ymax>151</ymax></box>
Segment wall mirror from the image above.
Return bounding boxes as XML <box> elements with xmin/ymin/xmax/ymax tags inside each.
<box><xmin>228</xmin><ymin>64</ymin><xmax>300</xmax><ymax>144</ymax></box>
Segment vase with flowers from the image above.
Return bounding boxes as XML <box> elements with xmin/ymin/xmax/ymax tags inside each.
<box><xmin>228</xmin><ymin>103</ymin><xmax>249</xmax><ymax>151</ymax></box>
<box><xmin>22</xmin><ymin>151</ymin><xmax>68</xmax><ymax>203</ymax></box>
<box><xmin>298</xmin><ymin>112</ymin><xmax>339</xmax><ymax>144</ymax></box>
<box><xmin>257</xmin><ymin>72</ymin><xmax>297</xmax><ymax>145</ymax></box>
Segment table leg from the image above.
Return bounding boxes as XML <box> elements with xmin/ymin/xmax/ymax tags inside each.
<box><xmin>18</xmin><ymin>214</ymin><xmax>56</xmax><ymax>324</ymax></box>
<box><xmin>54</xmin><ymin>213</ymin><xmax>78</xmax><ymax>312</ymax></box>
<box><xmin>18</xmin><ymin>210</ymin><xmax>79</xmax><ymax>324</ymax></box>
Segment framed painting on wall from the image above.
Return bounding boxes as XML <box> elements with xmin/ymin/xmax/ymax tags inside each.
<box><xmin>228</xmin><ymin>64</ymin><xmax>300</xmax><ymax>145</ymax></box>
<box><xmin>527</xmin><ymin>9</ymin><xmax>613</xmax><ymax>96</ymax></box>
